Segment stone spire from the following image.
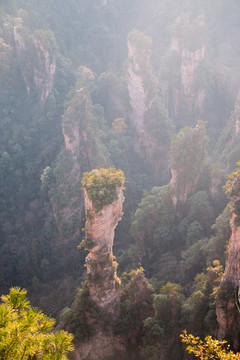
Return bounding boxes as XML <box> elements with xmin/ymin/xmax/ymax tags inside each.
<box><xmin>82</xmin><ymin>168</ymin><xmax>125</xmax><ymax>314</ymax></box>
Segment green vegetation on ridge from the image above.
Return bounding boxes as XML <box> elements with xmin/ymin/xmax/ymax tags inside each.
<box><xmin>82</xmin><ymin>168</ymin><xmax>125</xmax><ymax>211</ymax></box>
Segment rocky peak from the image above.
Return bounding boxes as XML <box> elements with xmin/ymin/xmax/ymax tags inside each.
<box><xmin>50</xmin><ymin>88</ymin><xmax>89</xmax><ymax>241</ymax></box>
<box><xmin>127</xmin><ymin>30</ymin><xmax>151</xmax><ymax>135</ymax></box>
<box><xmin>51</xmin><ymin>84</ymin><xmax>110</xmax><ymax>242</ymax></box>
<box><xmin>127</xmin><ymin>29</ymin><xmax>171</xmax><ymax>184</ymax></box>
<box><xmin>216</xmin><ymin>210</ymin><xmax>240</xmax><ymax>346</ymax></box>
<box><xmin>13</xmin><ymin>27</ymin><xmax>56</xmax><ymax>106</ymax></box>
<box><xmin>232</xmin><ymin>92</ymin><xmax>240</xmax><ymax>138</ymax></box>
<box><xmin>63</xmin><ymin>88</ymin><xmax>89</xmax><ymax>161</ymax></box>
<box><xmin>170</xmin><ymin>121</ymin><xmax>207</xmax><ymax>205</ymax></box>
<box><xmin>221</xmin><ymin>174</ymin><xmax>240</xmax><ymax>285</ymax></box>
<box><xmin>216</xmin><ymin>168</ymin><xmax>240</xmax><ymax>347</ymax></box>
<box><xmin>72</xmin><ymin>168</ymin><xmax>126</xmax><ymax>360</ymax></box>
<box><xmin>180</xmin><ymin>45</ymin><xmax>206</xmax><ymax>109</ymax></box>
<box><xmin>222</xmin><ymin>212</ymin><xmax>240</xmax><ymax>285</ymax></box>
<box><xmin>13</xmin><ymin>26</ymin><xmax>25</xmax><ymax>55</ymax></box>
<box><xmin>82</xmin><ymin>168</ymin><xmax>125</xmax><ymax>314</ymax></box>
<box><xmin>32</xmin><ymin>36</ymin><xmax>56</xmax><ymax>106</ymax></box>
<box><xmin>164</xmin><ymin>14</ymin><xmax>207</xmax><ymax>124</ymax></box>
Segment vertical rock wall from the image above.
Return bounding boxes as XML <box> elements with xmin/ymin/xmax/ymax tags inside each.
<box><xmin>162</xmin><ymin>15</ymin><xmax>207</xmax><ymax>125</ymax></box>
<box><xmin>73</xmin><ymin>169</ymin><xmax>126</xmax><ymax>359</ymax></box>
<box><xmin>216</xmin><ymin>210</ymin><xmax>240</xmax><ymax>348</ymax></box>
<box><xmin>51</xmin><ymin>87</ymin><xmax>109</xmax><ymax>242</ymax></box>
<box><xmin>83</xmin><ymin>186</ymin><xmax>124</xmax><ymax>313</ymax></box>
<box><xmin>13</xmin><ymin>27</ymin><xmax>56</xmax><ymax>106</ymax></box>
<box><xmin>127</xmin><ymin>30</ymin><xmax>171</xmax><ymax>184</ymax></box>
<box><xmin>222</xmin><ymin>211</ymin><xmax>240</xmax><ymax>286</ymax></box>
<box><xmin>216</xmin><ymin>177</ymin><xmax>240</xmax><ymax>349</ymax></box>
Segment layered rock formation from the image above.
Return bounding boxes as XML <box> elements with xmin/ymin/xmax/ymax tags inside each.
<box><xmin>13</xmin><ymin>27</ymin><xmax>56</xmax><ymax>106</ymax></box>
<box><xmin>127</xmin><ymin>29</ymin><xmax>171</xmax><ymax>184</ymax></box>
<box><xmin>216</xmin><ymin>169</ymin><xmax>240</xmax><ymax>348</ymax></box>
<box><xmin>51</xmin><ymin>87</ymin><xmax>109</xmax><ymax>241</ymax></box>
<box><xmin>231</xmin><ymin>92</ymin><xmax>240</xmax><ymax>139</ymax></box>
<box><xmin>222</xmin><ymin>214</ymin><xmax>240</xmax><ymax>286</ymax></box>
<box><xmin>216</xmin><ymin>213</ymin><xmax>240</xmax><ymax>348</ymax></box>
<box><xmin>51</xmin><ymin>89</ymin><xmax>87</xmax><ymax>241</ymax></box>
<box><xmin>83</xmin><ymin>185</ymin><xmax>124</xmax><ymax>313</ymax></box>
<box><xmin>162</xmin><ymin>14</ymin><xmax>207</xmax><ymax>125</ymax></box>
<box><xmin>73</xmin><ymin>168</ymin><xmax>126</xmax><ymax>359</ymax></box>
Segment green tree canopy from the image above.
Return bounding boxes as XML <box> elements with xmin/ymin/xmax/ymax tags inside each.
<box><xmin>82</xmin><ymin>167</ymin><xmax>125</xmax><ymax>211</ymax></box>
<box><xmin>0</xmin><ymin>287</ymin><xmax>74</xmax><ymax>359</ymax></box>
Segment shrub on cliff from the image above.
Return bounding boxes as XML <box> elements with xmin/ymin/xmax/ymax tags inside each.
<box><xmin>82</xmin><ymin>167</ymin><xmax>125</xmax><ymax>211</ymax></box>
<box><xmin>223</xmin><ymin>162</ymin><xmax>240</xmax><ymax>200</ymax></box>
<box><xmin>223</xmin><ymin>162</ymin><xmax>240</xmax><ymax>225</ymax></box>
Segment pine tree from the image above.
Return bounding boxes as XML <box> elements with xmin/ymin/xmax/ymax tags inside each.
<box><xmin>0</xmin><ymin>287</ymin><xmax>74</xmax><ymax>359</ymax></box>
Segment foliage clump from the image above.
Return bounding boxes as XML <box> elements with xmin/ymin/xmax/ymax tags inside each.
<box><xmin>181</xmin><ymin>330</ymin><xmax>240</xmax><ymax>360</ymax></box>
<box><xmin>170</xmin><ymin>121</ymin><xmax>207</xmax><ymax>186</ymax></box>
<box><xmin>0</xmin><ymin>287</ymin><xmax>74</xmax><ymax>359</ymax></box>
<box><xmin>223</xmin><ymin>162</ymin><xmax>240</xmax><ymax>225</ymax></box>
<box><xmin>223</xmin><ymin>162</ymin><xmax>240</xmax><ymax>200</ymax></box>
<box><xmin>58</xmin><ymin>282</ymin><xmax>102</xmax><ymax>343</ymax></box>
<box><xmin>82</xmin><ymin>168</ymin><xmax>125</xmax><ymax>211</ymax></box>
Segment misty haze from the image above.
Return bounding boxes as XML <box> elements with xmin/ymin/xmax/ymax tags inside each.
<box><xmin>1</xmin><ymin>1</ymin><xmax>240</xmax><ymax>359</ymax></box>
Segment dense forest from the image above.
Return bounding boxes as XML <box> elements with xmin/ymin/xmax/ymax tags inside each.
<box><xmin>1</xmin><ymin>0</ymin><xmax>240</xmax><ymax>359</ymax></box>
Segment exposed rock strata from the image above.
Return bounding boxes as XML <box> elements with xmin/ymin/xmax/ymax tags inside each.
<box><xmin>222</xmin><ymin>212</ymin><xmax>240</xmax><ymax>286</ymax></box>
<box><xmin>13</xmin><ymin>27</ymin><xmax>56</xmax><ymax>106</ymax></box>
<box><xmin>216</xmin><ymin>190</ymin><xmax>240</xmax><ymax>349</ymax></box>
<box><xmin>83</xmin><ymin>186</ymin><xmax>124</xmax><ymax>313</ymax></box>
<box><xmin>73</xmin><ymin>171</ymin><xmax>125</xmax><ymax>359</ymax></box>
<box><xmin>180</xmin><ymin>46</ymin><xmax>206</xmax><ymax>112</ymax></box>
<box><xmin>233</xmin><ymin>93</ymin><xmax>240</xmax><ymax>138</ymax></box>
<box><xmin>32</xmin><ymin>36</ymin><xmax>56</xmax><ymax>106</ymax></box>
<box><xmin>63</xmin><ymin>88</ymin><xmax>91</xmax><ymax>163</ymax></box>
<box><xmin>52</xmin><ymin>87</ymin><xmax>109</xmax><ymax>242</ymax></box>
<box><xmin>163</xmin><ymin>15</ymin><xmax>206</xmax><ymax>125</ymax></box>
<box><xmin>127</xmin><ymin>30</ymin><xmax>171</xmax><ymax>184</ymax></box>
<box><xmin>52</xmin><ymin>89</ymin><xmax>89</xmax><ymax>241</ymax></box>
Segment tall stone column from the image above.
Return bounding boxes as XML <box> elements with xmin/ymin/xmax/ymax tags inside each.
<box><xmin>82</xmin><ymin>178</ymin><xmax>124</xmax><ymax>314</ymax></box>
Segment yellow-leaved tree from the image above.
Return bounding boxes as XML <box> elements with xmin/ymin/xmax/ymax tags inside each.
<box><xmin>181</xmin><ymin>330</ymin><xmax>240</xmax><ymax>359</ymax></box>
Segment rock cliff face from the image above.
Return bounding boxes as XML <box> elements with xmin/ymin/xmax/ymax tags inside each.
<box><xmin>216</xmin><ymin>180</ymin><xmax>240</xmax><ymax>349</ymax></box>
<box><xmin>216</xmin><ymin>213</ymin><xmax>240</xmax><ymax>348</ymax></box>
<box><xmin>222</xmin><ymin>212</ymin><xmax>240</xmax><ymax>286</ymax></box>
<box><xmin>73</xmin><ymin>169</ymin><xmax>126</xmax><ymax>359</ymax></box>
<box><xmin>51</xmin><ymin>89</ymin><xmax>88</xmax><ymax>241</ymax></box>
<box><xmin>63</xmin><ymin>88</ymin><xmax>91</xmax><ymax>164</ymax></box>
<box><xmin>127</xmin><ymin>30</ymin><xmax>171</xmax><ymax>184</ymax></box>
<box><xmin>32</xmin><ymin>36</ymin><xmax>56</xmax><ymax>106</ymax></box>
<box><xmin>13</xmin><ymin>27</ymin><xmax>56</xmax><ymax>106</ymax></box>
<box><xmin>51</xmin><ymin>87</ymin><xmax>109</xmax><ymax>242</ymax></box>
<box><xmin>163</xmin><ymin>15</ymin><xmax>206</xmax><ymax>125</ymax></box>
<box><xmin>233</xmin><ymin>93</ymin><xmax>240</xmax><ymax>139</ymax></box>
<box><xmin>180</xmin><ymin>45</ymin><xmax>206</xmax><ymax>113</ymax></box>
<box><xmin>83</xmin><ymin>186</ymin><xmax>124</xmax><ymax>313</ymax></box>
